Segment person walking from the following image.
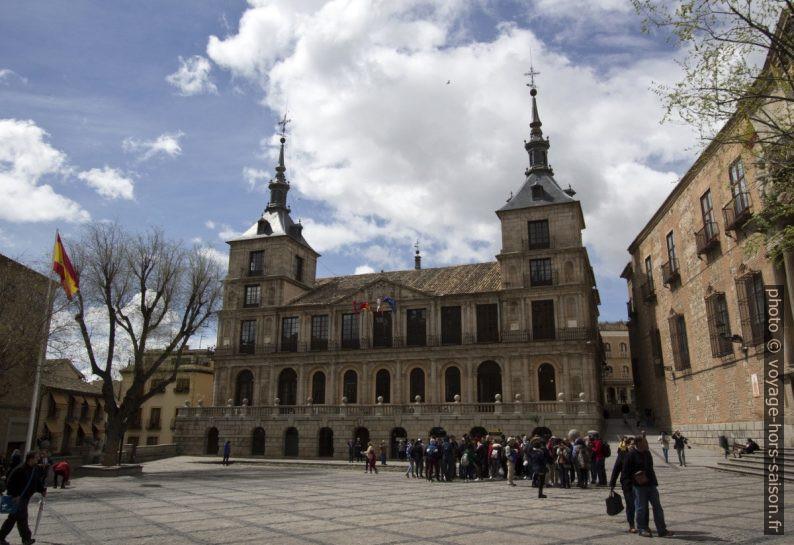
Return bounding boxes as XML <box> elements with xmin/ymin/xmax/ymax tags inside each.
<box><xmin>0</xmin><ymin>452</ymin><xmax>47</xmax><ymax>545</ymax></box>
<box><xmin>658</xmin><ymin>431</ymin><xmax>670</xmax><ymax>464</ymax></box>
<box><xmin>365</xmin><ymin>442</ymin><xmax>378</xmax><ymax>474</ymax></box>
<box><xmin>222</xmin><ymin>440</ymin><xmax>231</xmax><ymax>466</ymax></box>
<box><xmin>413</xmin><ymin>439</ymin><xmax>424</xmax><ymax>478</ymax></box>
<box><xmin>379</xmin><ymin>440</ymin><xmax>387</xmax><ymax>466</ymax></box>
<box><xmin>610</xmin><ymin>436</ymin><xmax>638</xmax><ymax>534</ymax></box>
<box><xmin>671</xmin><ymin>431</ymin><xmax>689</xmax><ymax>467</ymax></box>
<box><xmin>405</xmin><ymin>440</ymin><xmax>416</xmax><ymax>478</ymax></box>
<box><xmin>625</xmin><ymin>436</ymin><xmax>673</xmax><ymax>538</ymax></box>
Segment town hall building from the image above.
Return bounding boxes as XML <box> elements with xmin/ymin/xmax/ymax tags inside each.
<box><xmin>175</xmin><ymin>84</ymin><xmax>604</xmax><ymax>458</ymax></box>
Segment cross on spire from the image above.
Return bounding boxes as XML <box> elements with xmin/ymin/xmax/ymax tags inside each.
<box><xmin>524</xmin><ymin>64</ymin><xmax>540</xmax><ymax>90</ymax></box>
<box><xmin>277</xmin><ymin>112</ymin><xmax>291</xmax><ymax>137</ymax></box>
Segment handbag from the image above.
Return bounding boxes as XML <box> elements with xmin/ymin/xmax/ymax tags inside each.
<box><xmin>605</xmin><ymin>491</ymin><xmax>624</xmax><ymax>516</ymax></box>
<box><xmin>0</xmin><ymin>469</ymin><xmax>35</xmax><ymax>515</ymax></box>
<box><xmin>633</xmin><ymin>470</ymin><xmax>649</xmax><ymax>486</ymax></box>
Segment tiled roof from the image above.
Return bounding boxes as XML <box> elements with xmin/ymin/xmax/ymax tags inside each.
<box><xmin>290</xmin><ymin>262</ymin><xmax>502</xmax><ymax>306</ymax></box>
<box><xmin>498</xmin><ymin>171</ymin><xmax>575</xmax><ymax>212</ymax></box>
<box><xmin>42</xmin><ymin>360</ymin><xmax>103</xmax><ymax>396</ymax></box>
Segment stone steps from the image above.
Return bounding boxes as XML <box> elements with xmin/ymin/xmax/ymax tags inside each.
<box><xmin>715</xmin><ymin>450</ymin><xmax>794</xmax><ymax>481</ymax></box>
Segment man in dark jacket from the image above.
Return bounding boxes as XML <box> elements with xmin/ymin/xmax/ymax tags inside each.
<box><xmin>0</xmin><ymin>452</ymin><xmax>46</xmax><ymax>545</ymax></box>
<box><xmin>624</xmin><ymin>437</ymin><xmax>672</xmax><ymax>538</ymax></box>
<box><xmin>609</xmin><ymin>436</ymin><xmax>637</xmax><ymax>533</ymax></box>
<box><xmin>528</xmin><ymin>439</ymin><xmax>549</xmax><ymax>498</ymax></box>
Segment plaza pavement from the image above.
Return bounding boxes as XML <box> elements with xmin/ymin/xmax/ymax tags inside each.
<box><xmin>23</xmin><ymin>445</ymin><xmax>791</xmax><ymax>545</ymax></box>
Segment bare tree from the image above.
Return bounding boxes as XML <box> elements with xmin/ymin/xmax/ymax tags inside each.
<box><xmin>70</xmin><ymin>224</ymin><xmax>223</xmax><ymax>465</ymax></box>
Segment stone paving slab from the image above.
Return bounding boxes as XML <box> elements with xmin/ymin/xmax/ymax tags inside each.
<box><xmin>12</xmin><ymin>454</ymin><xmax>791</xmax><ymax>545</ymax></box>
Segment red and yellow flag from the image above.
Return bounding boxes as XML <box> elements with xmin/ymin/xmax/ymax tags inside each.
<box><xmin>52</xmin><ymin>232</ymin><xmax>79</xmax><ymax>299</ymax></box>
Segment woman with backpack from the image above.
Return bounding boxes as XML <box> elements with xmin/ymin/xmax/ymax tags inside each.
<box><xmin>573</xmin><ymin>437</ymin><xmax>591</xmax><ymax>488</ymax></box>
<box><xmin>555</xmin><ymin>439</ymin><xmax>571</xmax><ymax>488</ymax></box>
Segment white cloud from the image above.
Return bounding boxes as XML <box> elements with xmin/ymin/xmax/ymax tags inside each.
<box><xmin>0</xmin><ymin>68</ymin><xmax>27</xmax><ymax>85</ymax></box>
<box><xmin>198</xmin><ymin>246</ymin><xmax>229</xmax><ymax>270</ymax></box>
<box><xmin>122</xmin><ymin>131</ymin><xmax>184</xmax><ymax>161</ymax></box>
<box><xmin>205</xmin><ymin>220</ymin><xmax>216</xmax><ymax>229</ymax></box>
<box><xmin>77</xmin><ymin>167</ymin><xmax>135</xmax><ymax>200</ymax></box>
<box><xmin>354</xmin><ymin>264</ymin><xmax>375</xmax><ymax>275</ymax></box>
<box><xmin>207</xmin><ymin>1</ymin><xmax>697</xmax><ymax>283</ymax></box>
<box><xmin>0</xmin><ymin>118</ymin><xmax>90</xmax><ymax>223</ymax></box>
<box><xmin>242</xmin><ymin>167</ymin><xmax>269</xmax><ymax>191</ymax></box>
<box><xmin>166</xmin><ymin>55</ymin><xmax>218</xmax><ymax>96</ymax></box>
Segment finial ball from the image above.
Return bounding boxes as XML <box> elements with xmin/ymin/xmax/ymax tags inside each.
<box><xmin>280</xmin><ymin>137</ymin><xmax>286</xmax><ymax>144</ymax></box>
<box><xmin>530</xmin><ymin>88</ymin><xmax>537</xmax><ymax>97</ymax></box>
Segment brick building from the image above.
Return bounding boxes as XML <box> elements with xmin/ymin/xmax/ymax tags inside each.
<box><xmin>174</xmin><ymin>86</ymin><xmax>604</xmax><ymax>458</ymax></box>
<box><xmin>599</xmin><ymin>322</ymin><xmax>633</xmax><ymax>417</ymax></box>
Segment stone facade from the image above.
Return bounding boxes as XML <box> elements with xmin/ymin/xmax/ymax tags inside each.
<box><xmin>623</xmin><ymin>119</ymin><xmax>794</xmax><ymax>448</ymax></box>
<box><xmin>175</xmin><ymin>88</ymin><xmax>604</xmax><ymax>459</ymax></box>
<box><xmin>599</xmin><ymin>322</ymin><xmax>634</xmax><ymax>416</ymax></box>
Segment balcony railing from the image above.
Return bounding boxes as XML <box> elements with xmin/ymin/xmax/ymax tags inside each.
<box><xmin>695</xmin><ymin>221</ymin><xmax>720</xmax><ymax>255</ymax></box>
<box><xmin>523</xmin><ymin>269</ymin><xmax>556</xmax><ymax>288</ymax></box>
<box><xmin>722</xmin><ymin>192</ymin><xmax>753</xmax><ymax>232</ymax></box>
<box><xmin>176</xmin><ymin>400</ymin><xmax>602</xmax><ymax>420</ymax></box>
<box><xmin>661</xmin><ymin>258</ymin><xmax>680</xmax><ymax>286</ymax></box>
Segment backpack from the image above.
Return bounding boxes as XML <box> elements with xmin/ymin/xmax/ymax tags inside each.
<box><xmin>491</xmin><ymin>447</ymin><xmax>501</xmax><ymax>459</ymax></box>
<box><xmin>556</xmin><ymin>447</ymin><xmax>569</xmax><ymax>466</ymax></box>
<box><xmin>461</xmin><ymin>453</ymin><xmax>470</xmax><ymax>467</ymax></box>
<box><xmin>602</xmin><ymin>442</ymin><xmax>611</xmax><ymax>458</ymax></box>
<box><xmin>426</xmin><ymin>444</ymin><xmax>438</xmax><ymax>458</ymax></box>
<box><xmin>576</xmin><ymin>445</ymin><xmax>591</xmax><ymax>466</ymax></box>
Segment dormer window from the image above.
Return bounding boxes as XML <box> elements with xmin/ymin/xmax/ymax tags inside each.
<box><xmin>257</xmin><ymin>219</ymin><xmax>272</xmax><ymax>235</ymax></box>
<box><xmin>531</xmin><ymin>184</ymin><xmax>544</xmax><ymax>200</ymax></box>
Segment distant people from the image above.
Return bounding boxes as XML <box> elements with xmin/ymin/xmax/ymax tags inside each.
<box><xmin>52</xmin><ymin>459</ymin><xmax>71</xmax><ymax>488</ymax></box>
<box><xmin>719</xmin><ymin>435</ymin><xmax>731</xmax><ymax>459</ymax></box>
<box><xmin>528</xmin><ymin>439</ymin><xmax>549</xmax><ymax>498</ymax></box>
<box><xmin>405</xmin><ymin>440</ymin><xmax>416</xmax><ymax>478</ymax></box>
<box><xmin>0</xmin><ymin>452</ymin><xmax>47</xmax><ymax>545</ymax></box>
<box><xmin>733</xmin><ymin>438</ymin><xmax>760</xmax><ymax>458</ymax></box>
<box><xmin>354</xmin><ymin>437</ymin><xmax>363</xmax><ymax>463</ymax></box>
<box><xmin>9</xmin><ymin>450</ymin><xmax>22</xmax><ymax>470</ymax></box>
<box><xmin>621</xmin><ymin>403</ymin><xmax>630</xmax><ymax>425</ymax></box>
<box><xmin>625</xmin><ymin>436</ymin><xmax>673</xmax><ymax>537</ymax></box>
<box><xmin>658</xmin><ymin>431</ymin><xmax>670</xmax><ymax>464</ymax></box>
<box><xmin>347</xmin><ymin>439</ymin><xmax>355</xmax><ymax>464</ymax></box>
<box><xmin>365</xmin><ymin>442</ymin><xmax>377</xmax><ymax>474</ymax></box>
<box><xmin>222</xmin><ymin>440</ymin><xmax>231</xmax><ymax>466</ymax></box>
<box><xmin>671</xmin><ymin>431</ymin><xmax>689</xmax><ymax>467</ymax></box>
<box><xmin>379</xmin><ymin>440</ymin><xmax>387</xmax><ymax>466</ymax></box>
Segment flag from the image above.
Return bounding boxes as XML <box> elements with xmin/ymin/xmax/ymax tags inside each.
<box><xmin>359</xmin><ymin>302</ymin><xmax>370</xmax><ymax>312</ymax></box>
<box><xmin>52</xmin><ymin>232</ymin><xmax>79</xmax><ymax>299</ymax></box>
<box><xmin>383</xmin><ymin>296</ymin><xmax>396</xmax><ymax>311</ymax></box>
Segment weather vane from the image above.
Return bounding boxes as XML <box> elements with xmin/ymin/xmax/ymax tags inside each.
<box><xmin>277</xmin><ymin>112</ymin><xmax>292</xmax><ymax>137</ymax></box>
<box><xmin>524</xmin><ymin>50</ymin><xmax>540</xmax><ymax>90</ymax></box>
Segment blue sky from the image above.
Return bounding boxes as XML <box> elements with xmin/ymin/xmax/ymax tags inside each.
<box><xmin>0</xmin><ymin>0</ymin><xmax>700</xmax><ymax>328</ymax></box>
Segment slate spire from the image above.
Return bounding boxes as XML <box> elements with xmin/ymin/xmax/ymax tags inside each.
<box><xmin>266</xmin><ymin>113</ymin><xmax>291</xmax><ymax>213</ymax></box>
<box><xmin>524</xmin><ymin>87</ymin><xmax>552</xmax><ymax>174</ymax></box>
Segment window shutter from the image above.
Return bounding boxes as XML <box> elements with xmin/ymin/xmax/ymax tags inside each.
<box><xmin>668</xmin><ymin>315</ymin><xmax>682</xmax><ymax>371</ymax></box>
<box><xmin>705</xmin><ymin>296</ymin><xmax>720</xmax><ymax>357</ymax></box>
<box><xmin>735</xmin><ymin>275</ymin><xmax>753</xmax><ymax>344</ymax></box>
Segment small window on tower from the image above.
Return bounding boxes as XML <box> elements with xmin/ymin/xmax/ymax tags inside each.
<box><xmin>531</xmin><ymin>184</ymin><xmax>544</xmax><ymax>200</ymax></box>
<box><xmin>257</xmin><ymin>219</ymin><xmax>272</xmax><ymax>235</ymax></box>
<box><xmin>295</xmin><ymin>256</ymin><xmax>304</xmax><ymax>283</ymax></box>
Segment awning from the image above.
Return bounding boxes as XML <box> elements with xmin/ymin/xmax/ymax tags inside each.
<box><xmin>78</xmin><ymin>423</ymin><xmax>92</xmax><ymax>435</ymax></box>
<box><xmin>49</xmin><ymin>391</ymin><xmax>70</xmax><ymax>406</ymax></box>
<box><xmin>84</xmin><ymin>396</ymin><xmax>98</xmax><ymax>407</ymax></box>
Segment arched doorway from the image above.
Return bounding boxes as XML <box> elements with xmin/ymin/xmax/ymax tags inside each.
<box><xmin>606</xmin><ymin>387</ymin><xmax>616</xmax><ymax>404</ymax></box>
<box><xmin>252</xmin><ymin>427</ymin><xmax>265</xmax><ymax>456</ymax></box>
<box><xmin>409</xmin><ymin>368</ymin><xmax>425</xmax><ymax>402</ymax></box>
<box><xmin>278</xmin><ymin>368</ymin><xmax>297</xmax><ymax>405</ymax></box>
<box><xmin>469</xmin><ymin>426</ymin><xmax>487</xmax><ymax>440</ymax></box>
<box><xmin>375</xmin><ymin>369</ymin><xmax>390</xmax><ymax>402</ymax></box>
<box><xmin>284</xmin><ymin>427</ymin><xmax>299</xmax><ymax>457</ymax></box>
<box><xmin>477</xmin><ymin>361</ymin><xmax>502</xmax><ymax>403</ymax></box>
<box><xmin>354</xmin><ymin>426</ymin><xmax>369</xmax><ymax>450</ymax></box>
<box><xmin>390</xmin><ymin>427</ymin><xmax>407</xmax><ymax>459</ymax></box>
<box><xmin>311</xmin><ymin>371</ymin><xmax>326</xmax><ymax>404</ymax></box>
<box><xmin>318</xmin><ymin>427</ymin><xmax>333</xmax><ymax>457</ymax></box>
<box><xmin>444</xmin><ymin>366</ymin><xmax>461</xmax><ymax>402</ymax></box>
<box><xmin>235</xmin><ymin>369</ymin><xmax>254</xmax><ymax>405</ymax></box>
<box><xmin>206</xmin><ymin>427</ymin><xmax>219</xmax><ymax>455</ymax></box>
<box><xmin>429</xmin><ymin>427</ymin><xmax>447</xmax><ymax>439</ymax></box>
<box><xmin>343</xmin><ymin>370</ymin><xmax>357</xmax><ymax>403</ymax></box>
<box><xmin>538</xmin><ymin>363</ymin><xmax>556</xmax><ymax>401</ymax></box>
<box><xmin>531</xmin><ymin>426</ymin><xmax>553</xmax><ymax>439</ymax></box>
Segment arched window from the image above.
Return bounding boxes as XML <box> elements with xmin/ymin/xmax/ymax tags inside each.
<box><xmin>623</xmin><ymin>365</ymin><xmax>630</xmax><ymax>378</ymax></box>
<box><xmin>604</xmin><ymin>342</ymin><xmax>611</xmax><ymax>352</ymax></box>
<box><xmin>277</xmin><ymin>368</ymin><xmax>297</xmax><ymax>405</ymax></box>
<box><xmin>311</xmin><ymin>371</ymin><xmax>326</xmax><ymax>404</ymax></box>
<box><xmin>343</xmin><ymin>370</ymin><xmax>357</xmax><ymax>403</ymax></box>
<box><xmin>409</xmin><ymin>368</ymin><xmax>425</xmax><ymax>402</ymax></box>
<box><xmin>444</xmin><ymin>366</ymin><xmax>461</xmax><ymax>402</ymax></box>
<box><xmin>235</xmin><ymin>370</ymin><xmax>254</xmax><ymax>406</ymax></box>
<box><xmin>620</xmin><ymin>342</ymin><xmax>627</xmax><ymax>354</ymax></box>
<box><xmin>537</xmin><ymin>363</ymin><xmax>556</xmax><ymax>401</ymax></box>
<box><xmin>477</xmin><ymin>361</ymin><xmax>502</xmax><ymax>403</ymax></box>
<box><xmin>375</xmin><ymin>369</ymin><xmax>390</xmax><ymax>403</ymax></box>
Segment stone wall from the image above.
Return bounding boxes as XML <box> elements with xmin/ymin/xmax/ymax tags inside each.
<box><xmin>121</xmin><ymin>443</ymin><xmax>180</xmax><ymax>463</ymax></box>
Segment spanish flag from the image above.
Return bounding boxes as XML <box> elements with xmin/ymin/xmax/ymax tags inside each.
<box><xmin>52</xmin><ymin>232</ymin><xmax>79</xmax><ymax>299</ymax></box>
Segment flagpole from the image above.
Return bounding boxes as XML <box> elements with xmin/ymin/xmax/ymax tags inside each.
<box><xmin>25</xmin><ymin>248</ymin><xmax>56</xmax><ymax>453</ymax></box>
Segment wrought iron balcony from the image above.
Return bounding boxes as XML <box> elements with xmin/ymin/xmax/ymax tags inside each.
<box><xmin>695</xmin><ymin>221</ymin><xmax>720</xmax><ymax>255</ymax></box>
<box><xmin>722</xmin><ymin>192</ymin><xmax>753</xmax><ymax>232</ymax></box>
<box><xmin>661</xmin><ymin>258</ymin><xmax>680</xmax><ymax>286</ymax></box>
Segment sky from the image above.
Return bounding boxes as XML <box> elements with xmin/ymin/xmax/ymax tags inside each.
<box><xmin>0</xmin><ymin>0</ymin><xmax>703</xmax><ymax>337</ymax></box>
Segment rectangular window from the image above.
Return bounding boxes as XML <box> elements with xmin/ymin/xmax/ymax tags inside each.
<box><xmin>700</xmin><ymin>190</ymin><xmax>717</xmax><ymax>239</ymax></box>
<box><xmin>248</xmin><ymin>251</ymin><xmax>264</xmax><ymax>276</ymax></box>
<box><xmin>295</xmin><ymin>255</ymin><xmax>304</xmax><ymax>282</ymax></box>
<box><xmin>527</xmin><ymin>220</ymin><xmax>550</xmax><ymax>249</ymax></box>
<box><xmin>148</xmin><ymin>407</ymin><xmax>161</xmax><ymax>430</ymax></box>
<box><xmin>729</xmin><ymin>159</ymin><xmax>748</xmax><ymax>195</ymax></box>
<box><xmin>706</xmin><ymin>293</ymin><xmax>733</xmax><ymax>357</ymax></box>
<box><xmin>530</xmin><ymin>258</ymin><xmax>553</xmax><ymax>286</ymax></box>
<box><xmin>281</xmin><ymin>317</ymin><xmax>299</xmax><ymax>352</ymax></box>
<box><xmin>372</xmin><ymin>311</ymin><xmax>393</xmax><ymax>348</ymax></box>
<box><xmin>174</xmin><ymin>378</ymin><xmax>190</xmax><ymax>393</ymax></box>
<box><xmin>244</xmin><ymin>285</ymin><xmax>261</xmax><ymax>307</ymax></box>
<box><xmin>127</xmin><ymin>436</ymin><xmax>139</xmax><ymax>447</ymax></box>
<box><xmin>146</xmin><ymin>436</ymin><xmax>158</xmax><ymax>446</ymax></box>
<box><xmin>341</xmin><ymin>313</ymin><xmax>360</xmax><ymax>349</ymax></box>
<box><xmin>668</xmin><ymin>314</ymin><xmax>691</xmax><ymax>371</ymax></box>
<box><xmin>441</xmin><ymin>306</ymin><xmax>462</xmax><ymax>345</ymax></box>
<box><xmin>476</xmin><ymin>303</ymin><xmax>499</xmax><ymax>343</ymax></box>
<box><xmin>531</xmin><ymin>300</ymin><xmax>555</xmax><ymax>340</ymax></box>
<box><xmin>310</xmin><ymin>315</ymin><xmax>329</xmax><ymax>351</ymax></box>
<box><xmin>240</xmin><ymin>319</ymin><xmax>256</xmax><ymax>354</ymax></box>
<box><xmin>130</xmin><ymin>408</ymin><xmax>142</xmax><ymax>430</ymax></box>
<box><xmin>644</xmin><ymin>256</ymin><xmax>654</xmax><ymax>287</ymax></box>
<box><xmin>406</xmin><ymin>309</ymin><xmax>427</xmax><ymax>346</ymax></box>
<box><xmin>666</xmin><ymin>232</ymin><xmax>677</xmax><ymax>268</ymax></box>
<box><xmin>736</xmin><ymin>271</ymin><xmax>765</xmax><ymax>345</ymax></box>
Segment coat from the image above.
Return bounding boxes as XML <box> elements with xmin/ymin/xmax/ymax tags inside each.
<box><xmin>624</xmin><ymin>449</ymin><xmax>659</xmax><ymax>487</ymax></box>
